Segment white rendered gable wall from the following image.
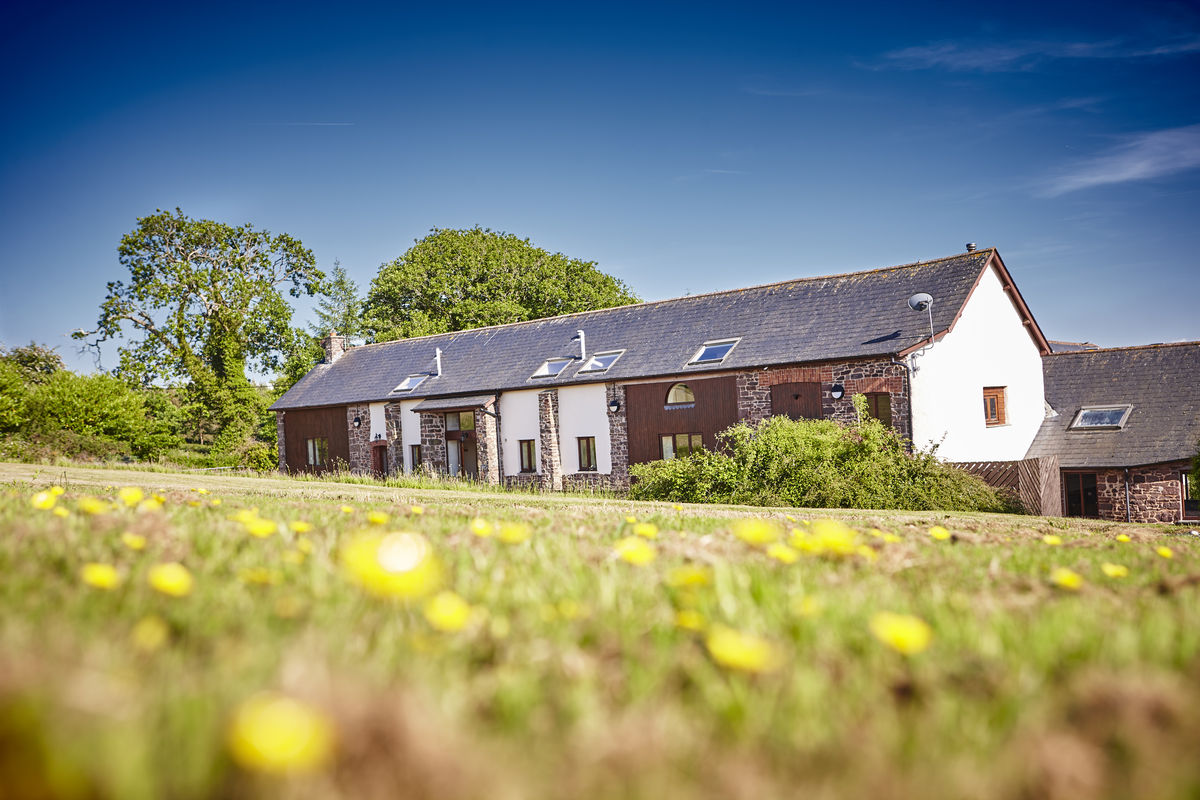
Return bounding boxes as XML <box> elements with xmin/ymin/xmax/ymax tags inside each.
<box><xmin>556</xmin><ymin>384</ymin><xmax>612</xmax><ymax>474</ymax></box>
<box><xmin>399</xmin><ymin>400</ymin><xmax>422</xmax><ymax>472</ymax></box>
<box><xmin>498</xmin><ymin>389</ymin><xmax>541</xmax><ymax>476</ymax></box>
<box><xmin>368</xmin><ymin>402</ymin><xmax>386</xmax><ymax>441</ymax></box>
<box><xmin>908</xmin><ymin>264</ymin><xmax>1045</xmax><ymax>462</ymax></box>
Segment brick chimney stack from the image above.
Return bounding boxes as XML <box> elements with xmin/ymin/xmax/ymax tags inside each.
<box><xmin>322</xmin><ymin>330</ymin><xmax>346</xmax><ymax>363</ymax></box>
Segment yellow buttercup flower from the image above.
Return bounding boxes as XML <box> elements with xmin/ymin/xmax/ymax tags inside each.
<box><xmin>366</xmin><ymin>511</ymin><xmax>389</xmax><ymax>526</ymax></box>
<box><xmin>117</xmin><ymin>486</ymin><xmax>144</xmax><ymax>507</ymax></box>
<box><xmin>672</xmin><ymin>504</ymin><xmax>684</xmax><ymax>512</ymax></box>
<box><xmin>791</xmin><ymin>519</ymin><xmax>859</xmax><ymax>557</ymax></box>
<box><xmin>80</xmin><ymin>563</ymin><xmax>121</xmax><ymax>590</ymax></box>
<box><xmin>929</xmin><ymin>526</ymin><xmax>952</xmax><ymax>541</ymax></box>
<box><xmin>666</xmin><ymin>565</ymin><xmax>712</xmax><ymax>587</ymax></box>
<box><xmin>766</xmin><ymin>543</ymin><xmax>799</xmax><ymax>564</ymax></box>
<box><xmin>49</xmin><ymin>485</ymin><xmax>65</xmax><ymax>496</ymax></box>
<box><xmin>148</xmin><ymin>562</ymin><xmax>194</xmax><ymax>597</ymax></box>
<box><xmin>469</xmin><ymin>517</ymin><xmax>493</xmax><ymax>537</ymax></box>
<box><xmin>675</xmin><ymin>609</ymin><xmax>705</xmax><ymax>631</ymax></box>
<box><xmin>31</xmin><ymin>491</ymin><xmax>57</xmax><ymax>510</ymax></box>
<box><xmin>243</xmin><ymin>517</ymin><xmax>278</xmax><ymax>538</ymax></box>
<box><xmin>497</xmin><ymin>522</ymin><xmax>531</xmax><ymax>544</ymax></box>
<box><xmin>193</xmin><ymin>487</ymin><xmax>209</xmax><ymax>495</ymax></box>
<box><xmin>625</xmin><ymin>515</ymin><xmax>638</xmax><ymax>524</ymax></box>
<box><xmin>52</xmin><ymin>507</ymin><xmax>69</xmax><ymax>518</ymax></box>
<box><xmin>227</xmin><ymin>693</ymin><xmax>335</xmax><ymax>774</ymax></box>
<box><xmin>705</xmin><ymin>626</ymin><xmax>782</xmax><ymax>673</ymax></box>
<box><xmin>423</xmin><ymin>591</ymin><xmax>473</xmax><ymax>632</ymax></box>
<box><xmin>121</xmin><ymin>532</ymin><xmax>147</xmax><ymax>551</ymax></box>
<box><xmin>77</xmin><ymin>496</ymin><xmax>111</xmax><ymax>515</ymax></box>
<box><xmin>410</xmin><ymin>505</ymin><xmax>424</xmax><ymax>515</ymax></box>
<box><xmin>1101</xmin><ymin>563</ymin><xmax>1129</xmax><ymax>578</ymax></box>
<box><xmin>341</xmin><ymin>532</ymin><xmax>442</xmax><ymax>599</ymax></box>
<box><xmin>1156</xmin><ymin>546</ymin><xmax>1174</xmax><ymax>559</ymax></box>
<box><xmin>1115</xmin><ymin>534</ymin><xmax>1131</xmax><ymax>543</ymax></box>
<box><xmin>289</xmin><ymin>520</ymin><xmax>313</xmax><ymax>534</ymax></box>
<box><xmin>731</xmin><ymin>518</ymin><xmax>779</xmax><ymax>546</ymax></box>
<box><xmin>1050</xmin><ymin>567</ymin><xmax>1083</xmax><ymax>591</ymax></box>
<box><xmin>632</xmin><ymin>522</ymin><xmax>658</xmax><ymax>539</ymax></box>
<box><xmin>1042</xmin><ymin>534</ymin><xmax>1063</xmax><ymax>546</ymax></box>
<box><xmin>614</xmin><ymin>536</ymin><xmax>656</xmax><ymax>565</ymax></box>
<box><xmin>340</xmin><ymin>505</ymin><xmax>354</xmax><ymax>514</ymax></box>
<box><xmin>131</xmin><ymin>614</ymin><xmax>169</xmax><ymax>652</ymax></box>
<box><xmin>210</xmin><ymin>498</ymin><xmax>222</xmax><ymax>506</ymax></box>
<box><xmin>137</xmin><ymin>496</ymin><xmax>164</xmax><ymax>513</ymax></box>
<box><xmin>869</xmin><ymin>612</ymin><xmax>933</xmax><ymax>655</ymax></box>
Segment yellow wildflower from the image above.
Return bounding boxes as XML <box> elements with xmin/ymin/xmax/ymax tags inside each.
<box><xmin>1042</xmin><ymin>534</ymin><xmax>1063</xmax><ymax>546</ymax></box>
<box><xmin>625</xmin><ymin>515</ymin><xmax>638</xmax><ymax>524</ymax></box>
<box><xmin>340</xmin><ymin>505</ymin><xmax>354</xmax><ymax>514</ymax></box>
<box><xmin>50</xmin><ymin>485</ymin><xmax>65</xmax><ymax>496</ymax></box>
<box><xmin>340</xmin><ymin>532</ymin><xmax>442</xmax><ymax>599</ymax></box>
<box><xmin>705</xmin><ymin>626</ymin><xmax>782</xmax><ymax>673</ymax></box>
<box><xmin>30</xmin><ymin>491</ymin><xmax>56</xmax><ymax>510</ymax></box>
<box><xmin>52</xmin><ymin>507</ymin><xmax>69</xmax><ymax>518</ymax></box>
<box><xmin>423</xmin><ymin>591</ymin><xmax>472</xmax><ymax>632</ymax></box>
<box><xmin>766</xmin><ymin>543</ymin><xmax>799</xmax><ymax>564</ymax></box>
<box><xmin>240</xmin><ymin>567</ymin><xmax>282</xmax><ymax>586</ymax></box>
<box><xmin>632</xmin><ymin>522</ymin><xmax>658</xmax><ymax>539</ymax></box>
<box><xmin>497</xmin><ymin>522</ymin><xmax>531</xmax><ymax>543</ymax></box>
<box><xmin>193</xmin><ymin>487</ymin><xmax>209</xmax><ymax>495</ymax></box>
<box><xmin>614</xmin><ymin>536</ymin><xmax>656</xmax><ymax>565</ymax></box>
<box><xmin>1101</xmin><ymin>563</ymin><xmax>1129</xmax><ymax>578</ymax></box>
<box><xmin>148</xmin><ymin>562</ymin><xmax>194</xmax><ymax>597</ymax></box>
<box><xmin>1115</xmin><ymin>534</ymin><xmax>1131</xmax><ymax>543</ymax></box>
<box><xmin>137</xmin><ymin>496</ymin><xmax>164</xmax><ymax>513</ymax></box>
<box><xmin>791</xmin><ymin>595</ymin><xmax>823</xmax><ymax>618</ymax></box>
<box><xmin>187</xmin><ymin>500</ymin><xmax>201</xmax><ymax>507</ymax></box>
<box><xmin>792</xmin><ymin>519</ymin><xmax>859</xmax><ymax>557</ymax></box>
<box><xmin>675</xmin><ymin>609</ymin><xmax>706</xmax><ymax>631</ymax></box>
<box><xmin>929</xmin><ymin>526</ymin><xmax>952</xmax><ymax>541</ymax></box>
<box><xmin>673</xmin><ymin>504</ymin><xmax>684</xmax><ymax>511</ymax></box>
<box><xmin>1050</xmin><ymin>567</ymin><xmax>1083</xmax><ymax>591</ymax></box>
<box><xmin>227</xmin><ymin>693</ymin><xmax>335</xmax><ymax>774</ymax></box>
<box><xmin>410</xmin><ymin>505</ymin><xmax>424</xmax><ymax>515</ymax></box>
<box><xmin>243</xmin><ymin>517</ymin><xmax>278</xmax><ymax>539</ymax></box>
<box><xmin>469</xmin><ymin>517</ymin><xmax>493</xmax><ymax>537</ymax></box>
<box><xmin>1156</xmin><ymin>546</ymin><xmax>1173</xmax><ymax>559</ymax></box>
<box><xmin>295</xmin><ymin>537</ymin><xmax>313</xmax><ymax>554</ymax></box>
<box><xmin>80</xmin><ymin>563</ymin><xmax>121</xmax><ymax>590</ymax></box>
<box><xmin>289</xmin><ymin>520</ymin><xmax>313</xmax><ymax>534</ymax></box>
<box><xmin>117</xmin><ymin>486</ymin><xmax>144</xmax><ymax>507</ymax></box>
<box><xmin>666</xmin><ymin>565</ymin><xmax>712</xmax><ymax>587</ymax></box>
<box><xmin>131</xmin><ymin>614</ymin><xmax>169</xmax><ymax>652</ymax></box>
<box><xmin>366</xmin><ymin>511</ymin><xmax>389</xmax><ymax>526</ymax></box>
<box><xmin>856</xmin><ymin>544</ymin><xmax>880</xmax><ymax>561</ymax></box>
<box><xmin>77</xmin><ymin>496</ymin><xmax>110</xmax><ymax>515</ymax></box>
<box><xmin>210</xmin><ymin>498</ymin><xmax>222</xmax><ymax>506</ymax></box>
<box><xmin>732</xmin><ymin>518</ymin><xmax>779</xmax><ymax>546</ymax></box>
<box><xmin>882</xmin><ymin>533</ymin><xmax>903</xmax><ymax>543</ymax></box>
<box><xmin>869</xmin><ymin>612</ymin><xmax>933</xmax><ymax>655</ymax></box>
<box><xmin>121</xmin><ymin>532</ymin><xmax>147</xmax><ymax>551</ymax></box>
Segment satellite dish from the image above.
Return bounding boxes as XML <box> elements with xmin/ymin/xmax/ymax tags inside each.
<box><xmin>908</xmin><ymin>292</ymin><xmax>933</xmax><ymax>312</ymax></box>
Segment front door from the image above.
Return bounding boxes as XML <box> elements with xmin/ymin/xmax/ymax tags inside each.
<box><xmin>370</xmin><ymin>443</ymin><xmax>387</xmax><ymax>477</ymax></box>
<box><xmin>1063</xmin><ymin>472</ymin><xmax>1099</xmax><ymax>517</ymax></box>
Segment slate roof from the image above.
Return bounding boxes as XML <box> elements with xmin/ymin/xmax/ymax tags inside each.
<box><xmin>272</xmin><ymin>248</ymin><xmax>1016</xmax><ymax>411</ymax></box>
<box><xmin>1026</xmin><ymin>342</ymin><xmax>1200</xmax><ymax>468</ymax></box>
<box><xmin>1048</xmin><ymin>340</ymin><xmax>1100</xmax><ymax>353</ymax></box>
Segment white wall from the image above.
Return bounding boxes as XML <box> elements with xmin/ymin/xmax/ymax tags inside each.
<box><xmin>557</xmin><ymin>384</ymin><xmax>612</xmax><ymax>474</ymax></box>
<box><xmin>909</xmin><ymin>264</ymin><xmax>1045</xmax><ymax>462</ymax></box>
<box><xmin>498</xmin><ymin>389</ymin><xmax>541</xmax><ymax>476</ymax></box>
<box><xmin>399</xmin><ymin>400</ymin><xmax>422</xmax><ymax>472</ymax></box>
<box><xmin>368</xmin><ymin>402</ymin><xmax>387</xmax><ymax>441</ymax></box>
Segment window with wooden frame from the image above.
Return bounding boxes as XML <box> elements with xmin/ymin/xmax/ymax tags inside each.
<box><xmin>410</xmin><ymin>444</ymin><xmax>422</xmax><ymax>470</ymax></box>
<box><xmin>864</xmin><ymin>392</ymin><xmax>892</xmax><ymax>427</ymax></box>
<box><xmin>519</xmin><ymin>439</ymin><xmax>536</xmax><ymax>473</ymax></box>
<box><xmin>982</xmin><ymin>387</ymin><xmax>1007</xmax><ymax>426</ymax></box>
<box><xmin>305</xmin><ymin>438</ymin><xmax>328</xmax><ymax>467</ymax></box>
<box><xmin>577</xmin><ymin>437</ymin><xmax>598</xmax><ymax>471</ymax></box>
<box><xmin>665</xmin><ymin>383</ymin><xmax>695</xmax><ymax>407</ymax></box>
<box><xmin>660</xmin><ymin>432</ymin><xmax>703</xmax><ymax>460</ymax></box>
<box><xmin>1183</xmin><ymin>470</ymin><xmax>1199</xmax><ymax>521</ymax></box>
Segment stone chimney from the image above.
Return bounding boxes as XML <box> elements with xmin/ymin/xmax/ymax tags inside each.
<box><xmin>322</xmin><ymin>329</ymin><xmax>346</xmax><ymax>363</ymax></box>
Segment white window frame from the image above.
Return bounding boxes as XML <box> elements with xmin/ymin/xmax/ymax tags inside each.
<box><xmin>531</xmin><ymin>357</ymin><xmax>573</xmax><ymax>379</ymax></box>
<box><xmin>1068</xmin><ymin>405</ymin><xmax>1133</xmax><ymax>430</ymax></box>
<box><xmin>579</xmin><ymin>349</ymin><xmax>625</xmax><ymax>373</ymax></box>
<box><xmin>390</xmin><ymin>374</ymin><xmax>427</xmax><ymax>393</ymax></box>
<box><xmin>688</xmin><ymin>338</ymin><xmax>740</xmax><ymax>365</ymax></box>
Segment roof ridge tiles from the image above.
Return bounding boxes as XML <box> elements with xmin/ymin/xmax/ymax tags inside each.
<box><xmin>1044</xmin><ymin>340</ymin><xmax>1200</xmax><ymax>356</ymax></box>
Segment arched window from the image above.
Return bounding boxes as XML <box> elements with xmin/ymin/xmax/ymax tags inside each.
<box><xmin>666</xmin><ymin>383</ymin><xmax>695</xmax><ymax>405</ymax></box>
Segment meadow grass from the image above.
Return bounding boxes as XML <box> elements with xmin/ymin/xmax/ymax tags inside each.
<box><xmin>1</xmin><ymin>464</ymin><xmax>1198</xmax><ymax>800</ymax></box>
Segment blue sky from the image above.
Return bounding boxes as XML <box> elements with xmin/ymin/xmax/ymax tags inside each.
<box><xmin>2</xmin><ymin>1</ymin><xmax>1198</xmax><ymax>374</ymax></box>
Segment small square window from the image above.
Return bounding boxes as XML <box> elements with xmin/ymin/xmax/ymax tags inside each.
<box><xmin>391</xmin><ymin>374</ymin><xmax>427</xmax><ymax>393</ymax></box>
<box><xmin>983</xmin><ymin>387</ymin><xmax>1007</xmax><ymax>426</ymax></box>
<box><xmin>410</xmin><ymin>444</ymin><xmax>422</xmax><ymax>471</ymax></box>
<box><xmin>577</xmin><ymin>437</ymin><xmax>597</xmax><ymax>471</ymax></box>
<box><xmin>531</xmin><ymin>358</ymin><xmax>573</xmax><ymax>379</ymax></box>
<box><xmin>580</xmin><ymin>350</ymin><xmax>625</xmax><ymax>373</ymax></box>
<box><xmin>688</xmin><ymin>339</ymin><xmax>739</xmax><ymax>365</ymax></box>
<box><xmin>458</xmin><ymin>411</ymin><xmax>475</xmax><ymax>431</ymax></box>
<box><xmin>519</xmin><ymin>439</ymin><xmax>536</xmax><ymax>473</ymax></box>
<box><xmin>865</xmin><ymin>392</ymin><xmax>892</xmax><ymax>427</ymax></box>
<box><xmin>1069</xmin><ymin>405</ymin><xmax>1132</xmax><ymax>430</ymax></box>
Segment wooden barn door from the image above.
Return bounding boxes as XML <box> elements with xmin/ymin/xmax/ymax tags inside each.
<box><xmin>770</xmin><ymin>382</ymin><xmax>822</xmax><ymax>420</ymax></box>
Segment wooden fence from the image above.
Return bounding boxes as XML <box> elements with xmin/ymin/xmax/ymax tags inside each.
<box><xmin>952</xmin><ymin>455</ymin><xmax>1061</xmax><ymax>516</ymax></box>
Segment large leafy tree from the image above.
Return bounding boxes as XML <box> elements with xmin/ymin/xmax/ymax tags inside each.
<box><xmin>75</xmin><ymin>209</ymin><xmax>325</xmax><ymax>450</ymax></box>
<box><xmin>363</xmin><ymin>227</ymin><xmax>639</xmax><ymax>342</ymax></box>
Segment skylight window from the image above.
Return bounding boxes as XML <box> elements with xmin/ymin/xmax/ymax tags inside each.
<box><xmin>688</xmin><ymin>338</ymin><xmax>739</xmax><ymax>365</ymax></box>
<box><xmin>391</xmin><ymin>374</ymin><xmax>427</xmax><ymax>393</ymax></box>
<box><xmin>1069</xmin><ymin>405</ymin><xmax>1132</xmax><ymax>430</ymax></box>
<box><xmin>531</xmin><ymin>358</ymin><xmax>573</xmax><ymax>379</ymax></box>
<box><xmin>579</xmin><ymin>350</ymin><xmax>625</xmax><ymax>373</ymax></box>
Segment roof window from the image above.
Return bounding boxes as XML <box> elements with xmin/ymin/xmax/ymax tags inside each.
<box><xmin>1069</xmin><ymin>405</ymin><xmax>1132</xmax><ymax>430</ymax></box>
<box><xmin>688</xmin><ymin>338</ymin><xmax>739</xmax><ymax>365</ymax></box>
<box><xmin>391</xmin><ymin>374</ymin><xmax>427</xmax><ymax>393</ymax></box>
<box><xmin>579</xmin><ymin>350</ymin><xmax>625</xmax><ymax>373</ymax></box>
<box><xmin>531</xmin><ymin>357</ymin><xmax>573</xmax><ymax>379</ymax></box>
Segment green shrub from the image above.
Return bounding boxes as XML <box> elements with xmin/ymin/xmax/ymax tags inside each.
<box><xmin>630</xmin><ymin>396</ymin><xmax>1013</xmax><ymax>513</ymax></box>
<box><xmin>239</xmin><ymin>442</ymin><xmax>278</xmax><ymax>472</ymax></box>
<box><xmin>0</xmin><ymin>361</ymin><xmax>30</xmax><ymax>432</ymax></box>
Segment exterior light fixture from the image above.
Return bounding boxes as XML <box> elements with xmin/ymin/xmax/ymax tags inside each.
<box><xmin>830</xmin><ymin>384</ymin><xmax>845</xmax><ymax>400</ymax></box>
<box><xmin>607</xmin><ymin>399</ymin><xmax>621</xmax><ymax>413</ymax></box>
<box><xmin>353</xmin><ymin>416</ymin><xmax>362</xmax><ymax>428</ymax></box>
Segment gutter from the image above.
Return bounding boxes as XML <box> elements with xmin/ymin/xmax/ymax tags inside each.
<box><xmin>1124</xmin><ymin>468</ymin><xmax>1131</xmax><ymax>524</ymax></box>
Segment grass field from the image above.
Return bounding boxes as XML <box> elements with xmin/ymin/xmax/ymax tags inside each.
<box><xmin>2</xmin><ymin>463</ymin><xmax>1198</xmax><ymax>800</ymax></box>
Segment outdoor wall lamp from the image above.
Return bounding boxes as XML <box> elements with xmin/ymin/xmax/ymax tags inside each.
<box><xmin>353</xmin><ymin>416</ymin><xmax>362</xmax><ymax>428</ymax></box>
<box><xmin>607</xmin><ymin>399</ymin><xmax>621</xmax><ymax>413</ymax></box>
<box><xmin>830</xmin><ymin>385</ymin><xmax>845</xmax><ymax>400</ymax></box>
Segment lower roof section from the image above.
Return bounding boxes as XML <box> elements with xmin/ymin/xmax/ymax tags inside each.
<box><xmin>411</xmin><ymin>394</ymin><xmax>497</xmax><ymax>412</ymax></box>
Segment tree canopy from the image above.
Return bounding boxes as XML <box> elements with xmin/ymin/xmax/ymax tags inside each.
<box><xmin>362</xmin><ymin>227</ymin><xmax>639</xmax><ymax>342</ymax></box>
<box><xmin>309</xmin><ymin>261</ymin><xmax>364</xmax><ymax>341</ymax></box>
<box><xmin>75</xmin><ymin>209</ymin><xmax>324</xmax><ymax>449</ymax></box>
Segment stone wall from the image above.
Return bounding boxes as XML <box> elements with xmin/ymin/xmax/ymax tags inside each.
<box><xmin>1095</xmin><ymin>460</ymin><xmax>1191</xmax><ymax>523</ymax></box>
<box><xmin>475</xmin><ymin>407</ymin><xmax>502</xmax><ymax>485</ymax></box>
<box><xmin>419</xmin><ymin>412</ymin><xmax>447</xmax><ymax>474</ymax></box>
<box><xmin>562</xmin><ymin>472</ymin><xmax>626</xmax><ymax>493</ymax></box>
<box><xmin>538</xmin><ymin>389</ymin><xmax>563</xmax><ymax>490</ymax></box>
<box><xmin>276</xmin><ymin>412</ymin><xmax>287</xmax><ymax>472</ymax></box>
<box><xmin>605</xmin><ymin>383</ymin><xmax>630</xmax><ymax>489</ymax></box>
<box><xmin>384</xmin><ymin>403</ymin><xmax>404</xmax><ymax>474</ymax></box>
<box><xmin>346</xmin><ymin>404</ymin><xmax>372</xmax><ymax>472</ymax></box>
<box><xmin>735</xmin><ymin>372</ymin><xmax>772</xmax><ymax>425</ymax></box>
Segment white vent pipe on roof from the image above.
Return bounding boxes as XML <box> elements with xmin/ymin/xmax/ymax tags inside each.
<box><xmin>572</xmin><ymin>329</ymin><xmax>586</xmax><ymax>362</ymax></box>
<box><xmin>435</xmin><ymin>347</ymin><xmax>442</xmax><ymax>377</ymax></box>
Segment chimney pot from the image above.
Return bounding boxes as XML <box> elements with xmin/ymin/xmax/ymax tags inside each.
<box><xmin>965</xmin><ymin>242</ymin><xmax>977</xmax><ymax>252</ymax></box>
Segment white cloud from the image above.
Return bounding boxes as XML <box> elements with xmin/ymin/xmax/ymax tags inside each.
<box><xmin>879</xmin><ymin>36</ymin><xmax>1200</xmax><ymax>71</ymax></box>
<box><xmin>1042</xmin><ymin>124</ymin><xmax>1200</xmax><ymax>196</ymax></box>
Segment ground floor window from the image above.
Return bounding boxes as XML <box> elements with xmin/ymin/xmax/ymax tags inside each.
<box><xmin>305</xmin><ymin>437</ymin><xmax>328</xmax><ymax>467</ymax></box>
<box><xmin>865</xmin><ymin>392</ymin><xmax>892</xmax><ymax>427</ymax></box>
<box><xmin>1184</xmin><ymin>470</ymin><xmax>1199</xmax><ymax>520</ymax></box>
<box><xmin>661</xmin><ymin>432</ymin><xmax>703</xmax><ymax>460</ymax></box>
<box><xmin>577</xmin><ymin>437</ymin><xmax>597</xmax><ymax>471</ymax></box>
<box><xmin>1063</xmin><ymin>471</ymin><xmax>1099</xmax><ymax>517</ymax></box>
<box><xmin>519</xmin><ymin>439</ymin><xmax>536</xmax><ymax>473</ymax></box>
<box><xmin>410</xmin><ymin>444</ymin><xmax>422</xmax><ymax>471</ymax></box>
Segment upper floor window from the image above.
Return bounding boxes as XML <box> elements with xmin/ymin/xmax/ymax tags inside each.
<box><xmin>445</xmin><ymin>411</ymin><xmax>475</xmax><ymax>431</ymax></box>
<box><xmin>666</xmin><ymin>383</ymin><xmax>695</xmax><ymax>407</ymax></box>
<box><xmin>1069</xmin><ymin>405</ymin><xmax>1132</xmax><ymax>430</ymax></box>
<box><xmin>391</xmin><ymin>374</ymin><xmax>427</xmax><ymax>393</ymax></box>
<box><xmin>983</xmin><ymin>387</ymin><xmax>1007</xmax><ymax>426</ymax></box>
<box><xmin>531</xmin><ymin>358</ymin><xmax>573</xmax><ymax>379</ymax></box>
<box><xmin>579</xmin><ymin>350</ymin><xmax>625</xmax><ymax>373</ymax></box>
<box><xmin>688</xmin><ymin>338</ymin><xmax>739</xmax><ymax>365</ymax></box>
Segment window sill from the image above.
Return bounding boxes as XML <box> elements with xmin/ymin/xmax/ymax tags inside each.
<box><xmin>664</xmin><ymin>403</ymin><xmax>695</xmax><ymax>411</ymax></box>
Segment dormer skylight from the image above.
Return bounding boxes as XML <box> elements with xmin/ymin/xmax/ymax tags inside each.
<box><xmin>391</xmin><ymin>374</ymin><xmax>428</xmax><ymax>393</ymax></box>
<box><xmin>688</xmin><ymin>338</ymin><xmax>740</xmax><ymax>365</ymax></box>
<box><xmin>1069</xmin><ymin>405</ymin><xmax>1132</xmax><ymax>430</ymax></box>
<box><xmin>531</xmin><ymin>357</ymin><xmax>573</xmax><ymax>379</ymax></box>
<box><xmin>579</xmin><ymin>350</ymin><xmax>625</xmax><ymax>373</ymax></box>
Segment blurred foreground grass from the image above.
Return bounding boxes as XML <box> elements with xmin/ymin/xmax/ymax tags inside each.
<box><xmin>1</xmin><ymin>464</ymin><xmax>1198</xmax><ymax>800</ymax></box>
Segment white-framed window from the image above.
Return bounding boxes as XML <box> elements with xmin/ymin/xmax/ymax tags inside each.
<box><xmin>1069</xmin><ymin>405</ymin><xmax>1133</xmax><ymax>430</ymax></box>
<box><xmin>305</xmin><ymin>437</ymin><xmax>329</xmax><ymax>467</ymax></box>
<box><xmin>688</xmin><ymin>338</ymin><xmax>739</xmax><ymax>365</ymax></box>
<box><xmin>531</xmin><ymin>358</ymin><xmax>573</xmax><ymax>379</ymax></box>
<box><xmin>391</xmin><ymin>374</ymin><xmax>427</xmax><ymax>393</ymax></box>
<box><xmin>1182</xmin><ymin>470</ymin><xmax>1198</xmax><ymax>521</ymax></box>
<box><xmin>666</xmin><ymin>383</ymin><xmax>695</xmax><ymax>406</ymax></box>
<box><xmin>579</xmin><ymin>350</ymin><xmax>625</xmax><ymax>373</ymax></box>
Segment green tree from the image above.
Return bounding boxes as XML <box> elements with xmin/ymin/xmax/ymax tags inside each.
<box><xmin>0</xmin><ymin>342</ymin><xmax>64</xmax><ymax>384</ymax></box>
<box><xmin>362</xmin><ymin>227</ymin><xmax>639</xmax><ymax>342</ymax></box>
<box><xmin>309</xmin><ymin>261</ymin><xmax>363</xmax><ymax>340</ymax></box>
<box><xmin>74</xmin><ymin>209</ymin><xmax>325</xmax><ymax>450</ymax></box>
<box><xmin>273</xmin><ymin>329</ymin><xmax>326</xmax><ymax>396</ymax></box>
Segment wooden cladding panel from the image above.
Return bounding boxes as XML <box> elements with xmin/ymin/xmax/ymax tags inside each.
<box><xmin>284</xmin><ymin>407</ymin><xmax>350</xmax><ymax>474</ymax></box>
<box><xmin>770</xmin><ymin>382</ymin><xmax>822</xmax><ymax>420</ymax></box>
<box><xmin>624</xmin><ymin>376</ymin><xmax>738</xmax><ymax>465</ymax></box>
